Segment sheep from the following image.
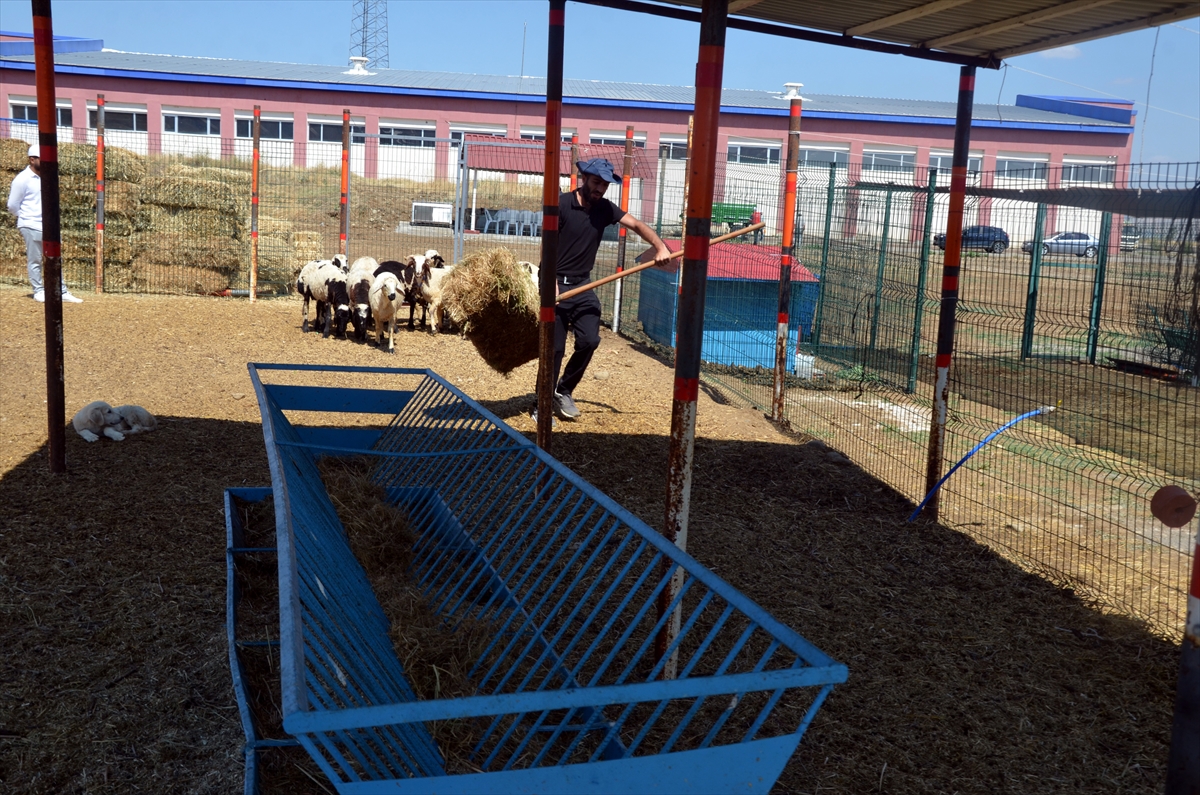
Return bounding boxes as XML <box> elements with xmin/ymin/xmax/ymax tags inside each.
<box><xmin>374</xmin><ymin>259</ymin><xmax>421</xmax><ymax>331</ymax></box>
<box><xmin>369</xmin><ymin>271</ymin><xmax>405</xmax><ymax>354</ymax></box>
<box><xmin>296</xmin><ymin>258</ymin><xmax>330</xmax><ymax>332</ymax></box>
<box><xmin>518</xmin><ymin>260</ymin><xmax>539</xmax><ymax>289</ymax></box>
<box><xmin>424</xmin><ymin>249</ymin><xmax>445</xmax><ymax>269</ymax></box>
<box><xmin>299</xmin><ymin>261</ymin><xmax>350</xmax><ymax>338</ymax></box>
<box><xmin>346</xmin><ymin>256</ymin><xmax>379</xmax><ymax>342</ymax></box>
<box><xmin>414</xmin><ymin>259</ymin><xmax>458</xmax><ymax>334</ymax></box>
<box><xmin>332</xmin><ymin>253</ymin><xmax>349</xmax><ymax>272</ymax></box>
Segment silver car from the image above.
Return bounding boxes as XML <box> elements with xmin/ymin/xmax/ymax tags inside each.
<box><xmin>1021</xmin><ymin>231</ymin><xmax>1101</xmax><ymax>258</ymax></box>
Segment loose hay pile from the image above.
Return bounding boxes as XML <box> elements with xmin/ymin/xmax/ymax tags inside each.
<box><xmin>441</xmin><ymin>247</ymin><xmax>540</xmax><ymax>374</ymax></box>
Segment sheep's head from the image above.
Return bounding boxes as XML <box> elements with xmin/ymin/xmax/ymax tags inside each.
<box><xmin>332</xmin><ymin>254</ymin><xmax>349</xmax><ymax>272</ymax></box>
<box><xmin>425</xmin><ymin>249</ymin><xmax>445</xmax><ymax>268</ymax></box>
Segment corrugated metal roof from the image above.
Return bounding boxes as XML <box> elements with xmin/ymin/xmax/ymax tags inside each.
<box><xmin>0</xmin><ymin>49</ymin><xmax>1132</xmax><ymax>129</ymax></box>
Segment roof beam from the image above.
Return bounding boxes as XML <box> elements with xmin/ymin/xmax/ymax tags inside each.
<box><xmin>845</xmin><ymin>0</ymin><xmax>973</xmax><ymax>37</ymax></box>
<box><xmin>994</xmin><ymin>4</ymin><xmax>1200</xmax><ymax>58</ymax></box>
<box><xmin>728</xmin><ymin>0</ymin><xmax>764</xmax><ymax>12</ymax></box>
<box><xmin>924</xmin><ymin>0</ymin><xmax>1121</xmax><ymax>49</ymax></box>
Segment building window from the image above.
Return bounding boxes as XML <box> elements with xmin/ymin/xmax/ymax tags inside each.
<box><xmin>1063</xmin><ymin>163</ymin><xmax>1115</xmax><ymax>183</ymax></box>
<box><xmin>590</xmin><ymin>135</ymin><xmax>646</xmax><ymax>149</ymax></box>
<box><xmin>863</xmin><ymin>151</ymin><xmax>915</xmax><ymax>172</ymax></box>
<box><xmin>928</xmin><ymin>154</ymin><xmax>981</xmax><ymax>174</ymax></box>
<box><xmin>308</xmin><ymin>122</ymin><xmax>365</xmax><ymax>143</ymax></box>
<box><xmin>235</xmin><ymin>119</ymin><xmax>294</xmax><ymax>140</ymax></box>
<box><xmin>450</xmin><ymin>129</ymin><xmax>506</xmax><ymax>147</ymax></box>
<box><xmin>996</xmin><ymin>159</ymin><xmax>1049</xmax><ymax>180</ymax></box>
<box><xmin>88</xmin><ymin>109</ymin><xmax>148</xmax><ymax>132</ymax></box>
<box><xmin>727</xmin><ymin>144</ymin><xmax>780</xmax><ymax>165</ymax></box>
<box><xmin>520</xmin><ymin>132</ymin><xmax>573</xmax><ymax>143</ymax></box>
<box><xmin>13</xmin><ymin>104</ymin><xmax>73</xmax><ymax>127</ymax></box>
<box><xmin>164</xmin><ymin>114</ymin><xmax>221</xmax><ymax>136</ymax></box>
<box><xmin>381</xmin><ymin>127</ymin><xmax>435</xmax><ymax>147</ymax></box>
<box><xmin>659</xmin><ymin>140</ymin><xmax>688</xmax><ymax>160</ymax></box>
<box><xmin>800</xmin><ymin>149</ymin><xmax>848</xmax><ymax>168</ymax></box>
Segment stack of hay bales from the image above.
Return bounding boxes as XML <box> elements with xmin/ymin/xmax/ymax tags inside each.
<box><xmin>0</xmin><ymin>137</ymin><xmax>145</xmax><ymax>289</ymax></box>
<box><xmin>256</xmin><ymin>216</ymin><xmax>324</xmax><ymax>291</ymax></box>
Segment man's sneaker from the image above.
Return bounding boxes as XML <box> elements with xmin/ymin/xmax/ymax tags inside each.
<box><xmin>62</xmin><ymin>292</ymin><xmax>83</xmax><ymax>304</ymax></box>
<box><xmin>530</xmin><ymin>408</ymin><xmax>558</xmax><ymax>428</ymax></box>
<box><xmin>553</xmin><ymin>391</ymin><xmax>581</xmax><ymax>419</ymax></box>
<box><xmin>33</xmin><ymin>290</ymin><xmax>45</xmax><ymax>303</ymax></box>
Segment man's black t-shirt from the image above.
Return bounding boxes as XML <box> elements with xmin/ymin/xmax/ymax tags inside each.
<box><xmin>553</xmin><ymin>190</ymin><xmax>626</xmax><ymax>280</ymax></box>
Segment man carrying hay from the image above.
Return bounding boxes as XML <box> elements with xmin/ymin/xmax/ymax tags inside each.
<box><xmin>546</xmin><ymin>157</ymin><xmax>670</xmax><ymax>420</ymax></box>
<box><xmin>6</xmin><ymin>145</ymin><xmax>83</xmax><ymax>304</ymax></box>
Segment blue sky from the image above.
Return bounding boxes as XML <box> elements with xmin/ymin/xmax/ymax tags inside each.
<box><xmin>2</xmin><ymin>0</ymin><xmax>1197</xmax><ymax>161</ymax></box>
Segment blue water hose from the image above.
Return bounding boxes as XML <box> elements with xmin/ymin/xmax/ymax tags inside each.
<box><xmin>908</xmin><ymin>405</ymin><xmax>1057</xmax><ymax>522</ymax></box>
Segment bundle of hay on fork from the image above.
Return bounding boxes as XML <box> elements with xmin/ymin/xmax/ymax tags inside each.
<box><xmin>441</xmin><ymin>247</ymin><xmax>540</xmax><ymax>374</ymax></box>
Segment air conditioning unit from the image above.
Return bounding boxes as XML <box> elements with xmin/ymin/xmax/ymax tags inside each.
<box><xmin>411</xmin><ymin>201</ymin><xmax>454</xmax><ymax>227</ymax></box>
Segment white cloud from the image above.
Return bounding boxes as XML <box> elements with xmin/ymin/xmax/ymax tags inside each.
<box><xmin>1039</xmin><ymin>45</ymin><xmax>1082</xmax><ymax>60</ymax></box>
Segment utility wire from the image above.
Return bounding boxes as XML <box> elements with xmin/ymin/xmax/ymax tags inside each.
<box><xmin>1008</xmin><ymin>63</ymin><xmax>1199</xmax><ymax>122</ymax></box>
<box><xmin>1138</xmin><ymin>27</ymin><xmax>1161</xmax><ymax>168</ymax></box>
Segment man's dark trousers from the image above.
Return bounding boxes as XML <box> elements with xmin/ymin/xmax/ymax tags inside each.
<box><xmin>553</xmin><ymin>287</ymin><xmax>602</xmax><ymax>395</ymax></box>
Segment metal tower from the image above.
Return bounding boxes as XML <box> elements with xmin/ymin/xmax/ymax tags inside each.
<box><xmin>350</xmin><ymin>0</ymin><xmax>390</xmax><ymax>69</ymax></box>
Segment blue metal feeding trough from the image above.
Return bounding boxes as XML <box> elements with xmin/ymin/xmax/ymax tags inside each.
<box><xmin>239</xmin><ymin>363</ymin><xmax>846</xmax><ymax>793</ymax></box>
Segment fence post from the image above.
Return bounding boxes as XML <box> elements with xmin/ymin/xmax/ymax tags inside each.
<box><xmin>1086</xmin><ymin>212</ymin><xmax>1112</xmax><ymax>364</ymax></box>
<box><xmin>613</xmin><ymin>124</ymin><xmax>635</xmax><ymax>334</ymax></box>
<box><xmin>569</xmin><ymin>132</ymin><xmax>579</xmax><ymax>192</ymax></box>
<box><xmin>1021</xmin><ymin>202</ymin><xmax>1048</xmax><ymax>360</ymax></box>
<box><xmin>811</xmin><ymin>161</ymin><xmax>838</xmax><ymax>350</ymax></box>
<box><xmin>536</xmin><ymin>0</ymin><xmax>566</xmax><ymax>452</ymax></box>
<box><xmin>655</xmin><ymin>145</ymin><xmax>667</xmax><ymax>237</ymax></box>
<box><xmin>94</xmin><ymin>94</ymin><xmax>104</xmax><ymax>293</ymax></box>
<box><xmin>249</xmin><ymin>105</ymin><xmax>260</xmax><ymax>302</ymax></box>
<box><xmin>33</xmin><ymin>0</ymin><xmax>66</xmax><ymax>473</ymax></box>
<box><xmin>869</xmin><ymin>184</ymin><xmax>894</xmax><ymax>356</ymax></box>
<box><xmin>453</xmin><ymin>139</ymin><xmax>466</xmax><ymax>263</ymax></box>
<box><xmin>339</xmin><ymin>109</ymin><xmax>350</xmax><ymax>258</ymax></box>
<box><xmin>908</xmin><ymin>169</ymin><xmax>937</xmax><ymax>393</ymax></box>
<box><xmin>660</xmin><ymin>0</ymin><xmax>727</xmax><ymax>679</ymax></box>
<box><xmin>773</xmin><ymin>90</ymin><xmax>802</xmax><ymax>422</ymax></box>
<box><xmin>1166</xmin><ymin>515</ymin><xmax>1200</xmax><ymax>793</ymax></box>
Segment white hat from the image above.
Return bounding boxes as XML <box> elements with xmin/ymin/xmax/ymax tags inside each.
<box><xmin>27</xmin><ymin>145</ymin><xmax>39</xmax><ymax>158</ymax></box>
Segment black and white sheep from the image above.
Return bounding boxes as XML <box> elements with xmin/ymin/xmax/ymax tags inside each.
<box><xmin>369</xmin><ymin>271</ymin><xmax>405</xmax><ymax>354</ymax></box>
<box><xmin>375</xmin><ymin>258</ymin><xmax>423</xmax><ymax>330</ymax></box>
<box><xmin>298</xmin><ymin>261</ymin><xmax>350</xmax><ymax>338</ymax></box>
<box><xmin>346</xmin><ymin>256</ymin><xmax>379</xmax><ymax>342</ymax></box>
<box><xmin>296</xmin><ymin>259</ymin><xmax>329</xmax><ymax>332</ymax></box>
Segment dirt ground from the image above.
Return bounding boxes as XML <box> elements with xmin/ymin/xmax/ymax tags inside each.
<box><xmin>0</xmin><ymin>285</ymin><xmax>1181</xmax><ymax>794</ymax></box>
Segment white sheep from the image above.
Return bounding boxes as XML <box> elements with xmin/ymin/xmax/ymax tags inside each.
<box><xmin>369</xmin><ymin>271</ymin><xmax>405</xmax><ymax>354</ymax></box>
<box><xmin>424</xmin><ymin>249</ymin><xmax>445</xmax><ymax>269</ymax></box>
<box><xmin>346</xmin><ymin>256</ymin><xmax>379</xmax><ymax>342</ymax></box>
<box><xmin>414</xmin><ymin>260</ymin><xmax>458</xmax><ymax>334</ymax></box>
<box><xmin>296</xmin><ymin>258</ymin><xmax>330</xmax><ymax>332</ymax></box>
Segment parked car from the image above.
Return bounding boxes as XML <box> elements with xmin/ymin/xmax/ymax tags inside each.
<box><xmin>1021</xmin><ymin>231</ymin><xmax>1100</xmax><ymax>257</ymax></box>
<box><xmin>1120</xmin><ymin>224</ymin><xmax>1141</xmax><ymax>251</ymax></box>
<box><xmin>934</xmin><ymin>225</ymin><xmax>1009</xmax><ymax>254</ymax></box>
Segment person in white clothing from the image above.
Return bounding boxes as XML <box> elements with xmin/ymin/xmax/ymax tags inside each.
<box><xmin>6</xmin><ymin>144</ymin><xmax>82</xmax><ymax>303</ymax></box>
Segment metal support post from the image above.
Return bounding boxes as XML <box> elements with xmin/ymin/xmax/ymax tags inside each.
<box><xmin>772</xmin><ymin>91</ymin><xmax>802</xmax><ymax>422</ymax></box>
<box><xmin>536</xmin><ymin>0</ymin><xmax>566</xmax><ymax>453</ymax></box>
<box><xmin>655</xmin><ymin>145</ymin><xmax>667</xmax><ymax>236</ymax></box>
<box><xmin>249</xmin><ymin>105</ymin><xmax>261</xmax><ymax>302</ymax></box>
<box><xmin>1086</xmin><ymin>212</ymin><xmax>1112</xmax><ymax>364</ymax></box>
<box><xmin>453</xmin><ymin>140</ymin><xmax>466</xmax><ymax>263</ymax></box>
<box><xmin>869</xmin><ymin>184</ymin><xmax>894</xmax><ymax>356</ymax></box>
<box><xmin>811</xmin><ymin>161</ymin><xmax>838</xmax><ymax>350</ymax></box>
<box><xmin>613</xmin><ymin>125</ymin><xmax>635</xmax><ymax>334</ymax></box>
<box><xmin>569</xmin><ymin>132</ymin><xmax>579</xmax><ymax>192</ymax></box>
<box><xmin>94</xmin><ymin>94</ymin><xmax>104</xmax><ymax>293</ymax></box>
<box><xmin>659</xmin><ymin>0</ymin><xmax>727</xmax><ymax>679</ymax></box>
<box><xmin>1166</xmin><ymin>518</ymin><xmax>1200</xmax><ymax>794</ymax></box>
<box><xmin>339</xmin><ymin>109</ymin><xmax>350</xmax><ymax>257</ymax></box>
<box><xmin>1021</xmin><ymin>203</ymin><xmax>1048</xmax><ymax>360</ymax></box>
<box><xmin>33</xmin><ymin>0</ymin><xmax>66</xmax><ymax>473</ymax></box>
<box><xmin>921</xmin><ymin>65</ymin><xmax>976</xmax><ymax>522</ymax></box>
<box><xmin>908</xmin><ymin>169</ymin><xmax>937</xmax><ymax>393</ymax></box>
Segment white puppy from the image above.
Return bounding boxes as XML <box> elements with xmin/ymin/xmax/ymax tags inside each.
<box><xmin>72</xmin><ymin>400</ymin><xmax>126</xmax><ymax>442</ymax></box>
<box><xmin>113</xmin><ymin>404</ymin><xmax>157</xmax><ymax>435</ymax></box>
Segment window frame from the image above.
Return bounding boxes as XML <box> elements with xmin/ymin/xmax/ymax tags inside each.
<box><xmin>727</xmin><ymin>142</ymin><xmax>781</xmax><ymax>166</ymax></box>
<box><xmin>88</xmin><ymin>109</ymin><xmax>149</xmax><ymax>132</ymax></box>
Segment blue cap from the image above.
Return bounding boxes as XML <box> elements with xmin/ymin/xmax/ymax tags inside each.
<box><xmin>577</xmin><ymin>158</ymin><xmax>621</xmax><ymax>183</ymax></box>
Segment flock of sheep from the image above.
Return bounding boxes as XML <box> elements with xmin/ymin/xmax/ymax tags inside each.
<box><xmin>295</xmin><ymin>250</ymin><xmax>454</xmax><ymax>353</ymax></box>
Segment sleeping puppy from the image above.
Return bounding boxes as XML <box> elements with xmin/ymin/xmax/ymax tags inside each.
<box><xmin>72</xmin><ymin>400</ymin><xmax>126</xmax><ymax>442</ymax></box>
<box><xmin>113</xmin><ymin>404</ymin><xmax>157</xmax><ymax>435</ymax></box>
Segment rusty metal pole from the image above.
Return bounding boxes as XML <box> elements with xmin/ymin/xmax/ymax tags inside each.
<box><xmin>921</xmin><ymin>65</ymin><xmax>976</xmax><ymax>523</ymax></box>
<box><xmin>33</xmin><ymin>0</ymin><xmax>66</xmax><ymax>473</ymax></box>
<box><xmin>658</xmin><ymin>0</ymin><xmax>727</xmax><ymax>678</ymax></box>
<box><xmin>772</xmin><ymin>91</ymin><xmax>802</xmax><ymax>422</ymax></box>
<box><xmin>569</xmin><ymin>132</ymin><xmax>579</xmax><ymax>192</ymax></box>
<box><xmin>536</xmin><ymin>0</ymin><xmax>566</xmax><ymax>453</ymax></box>
<box><xmin>339</xmin><ymin>108</ymin><xmax>350</xmax><ymax>257</ymax></box>
<box><xmin>93</xmin><ymin>94</ymin><xmax>104</xmax><ymax>293</ymax></box>
<box><xmin>249</xmin><ymin>105</ymin><xmax>261</xmax><ymax>302</ymax></box>
<box><xmin>613</xmin><ymin>124</ymin><xmax>635</xmax><ymax>335</ymax></box>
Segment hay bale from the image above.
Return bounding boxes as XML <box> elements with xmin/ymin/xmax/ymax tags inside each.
<box><xmin>290</xmin><ymin>230</ymin><xmax>324</xmax><ymax>263</ymax></box>
<box><xmin>139</xmin><ymin>232</ymin><xmax>244</xmax><ymax>272</ymax></box>
<box><xmin>255</xmin><ymin>215</ymin><xmax>293</xmax><ymax>237</ymax></box>
<box><xmin>142</xmin><ymin>176</ymin><xmax>239</xmax><ymax>213</ymax></box>
<box><xmin>146</xmin><ymin>205</ymin><xmax>243</xmax><ymax>239</ymax></box>
<box><xmin>165</xmin><ymin>163</ymin><xmax>252</xmax><ymax>186</ymax></box>
<box><xmin>441</xmin><ymin>247</ymin><xmax>540</xmax><ymax>374</ymax></box>
<box><xmin>0</xmin><ymin>138</ymin><xmax>145</xmax><ymax>182</ymax></box>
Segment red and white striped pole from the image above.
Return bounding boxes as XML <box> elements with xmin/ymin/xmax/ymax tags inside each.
<box><xmin>921</xmin><ymin>65</ymin><xmax>976</xmax><ymax>522</ymax></box>
<box><xmin>249</xmin><ymin>105</ymin><xmax>261</xmax><ymax>302</ymax></box>
<box><xmin>339</xmin><ymin>109</ymin><xmax>350</xmax><ymax>258</ymax></box>
<box><xmin>33</xmin><ymin>0</ymin><xmax>66</xmax><ymax>473</ymax></box>
<box><xmin>536</xmin><ymin>0</ymin><xmax>566</xmax><ymax>453</ymax></box>
<box><xmin>94</xmin><ymin>93</ymin><xmax>104</xmax><ymax>293</ymax></box>
<box><xmin>658</xmin><ymin>0</ymin><xmax>727</xmax><ymax>677</ymax></box>
<box><xmin>773</xmin><ymin>86</ymin><xmax>802</xmax><ymax>422</ymax></box>
<box><xmin>613</xmin><ymin>124</ymin><xmax>635</xmax><ymax>335</ymax></box>
<box><xmin>1156</xmin><ymin>485</ymin><xmax>1200</xmax><ymax>794</ymax></box>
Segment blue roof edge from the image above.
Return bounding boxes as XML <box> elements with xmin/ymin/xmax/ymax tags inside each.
<box><xmin>0</xmin><ymin>34</ymin><xmax>103</xmax><ymax>57</ymax></box>
<box><xmin>1015</xmin><ymin>94</ymin><xmax>1133</xmax><ymax>125</ymax></box>
<box><xmin>0</xmin><ymin>59</ymin><xmax>1132</xmax><ymax>135</ymax></box>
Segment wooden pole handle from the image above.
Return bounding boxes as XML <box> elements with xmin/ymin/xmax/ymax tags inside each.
<box><xmin>556</xmin><ymin>222</ymin><xmax>766</xmax><ymax>303</ymax></box>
